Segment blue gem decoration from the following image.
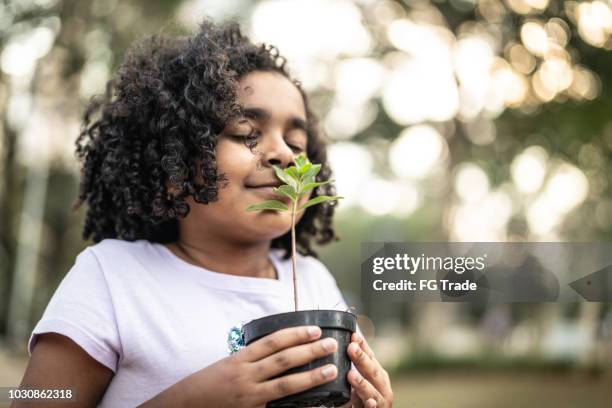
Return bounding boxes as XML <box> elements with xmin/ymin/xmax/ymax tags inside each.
<box><xmin>227</xmin><ymin>324</ymin><xmax>245</xmax><ymax>354</ymax></box>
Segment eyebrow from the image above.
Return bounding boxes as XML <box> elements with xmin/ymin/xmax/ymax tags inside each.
<box><xmin>243</xmin><ymin>107</ymin><xmax>308</xmax><ymax>133</ymax></box>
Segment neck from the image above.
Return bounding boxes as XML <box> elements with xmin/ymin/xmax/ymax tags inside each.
<box><xmin>167</xmin><ymin>233</ymin><xmax>276</xmax><ymax>279</ymax></box>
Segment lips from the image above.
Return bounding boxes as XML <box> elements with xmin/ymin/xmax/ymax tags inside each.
<box><xmin>246</xmin><ymin>183</ymin><xmax>290</xmax><ymax>202</ymax></box>
<box><xmin>247</xmin><ymin>181</ymin><xmax>283</xmax><ymax>189</ymax></box>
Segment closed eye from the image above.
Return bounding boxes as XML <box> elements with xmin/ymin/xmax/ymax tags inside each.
<box><xmin>229</xmin><ymin>133</ymin><xmax>260</xmax><ymax>141</ymax></box>
<box><xmin>287</xmin><ymin>142</ymin><xmax>305</xmax><ymax>153</ymax></box>
<box><xmin>285</xmin><ymin>128</ymin><xmax>307</xmax><ymax>153</ymax></box>
<box><xmin>228</xmin><ymin>132</ymin><xmax>260</xmax><ymax>151</ymax></box>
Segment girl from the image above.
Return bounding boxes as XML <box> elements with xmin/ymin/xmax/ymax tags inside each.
<box><xmin>16</xmin><ymin>20</ymin><xmax>393</xmax><ymax>408</ymax></box>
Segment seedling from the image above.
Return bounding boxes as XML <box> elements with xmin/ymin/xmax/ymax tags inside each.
<box><xmin>246</xmin><ymin>153</ymin><xmax>342</xmax><ymax>311</ymax></box>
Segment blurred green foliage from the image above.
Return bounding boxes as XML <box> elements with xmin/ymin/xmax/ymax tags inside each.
<box><xmin>0</xmin><ymin>1</ymin><xmax>610</xmax><ymax>373</ymax></box>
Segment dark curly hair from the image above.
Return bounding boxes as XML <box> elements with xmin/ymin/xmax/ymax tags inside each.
<box><xmin>73</xmin><ymin>19</ymin><xmax>339</xmax><ymax>260</ymax></box>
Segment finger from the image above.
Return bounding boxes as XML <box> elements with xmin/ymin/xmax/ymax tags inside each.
<box><xmin>352</xmin><ymin>336</ymin><xmax>393</xmax><ymax>400</ymax></box>
<box><xmin>254</xmin><ymin>337</ymin><xmax>338</xmax><ymax>380</ymax></box>
<box><xmin>260</xmin><ymin>363</ymin><xmax>337</xmax><ymax>401</ymax></box>
<box><xmin>352</xmin><ymin>332</ymin><xmax>375</xmax><ymax>359</ymax></box>
<box><xmin>348</xmin><ymin>342</ymin><xmax>389</xmax><ymax>396</ymax></box>
<box><xmin>240</xmin><ymin>325</ymin><xmax>321</xmax><ymax>362</ymax></box>
<box><xmin>349</xmin><ymin>389</ymin><xmax>364</xmax><ymax>407</ymax></box>
<box><xmin>365</xmin><ymin>399</ymin><xmax>377</xmax><ymax>408</ymax></box>
<box><xmin>348</xmin><ymin>369</ymin><xmax>383</xmax><ymax>407</ymax></box>
<box><xmin>366</xmin><ymin>399</ymin><xmax>378</xmax><ymax>408</ymax></box>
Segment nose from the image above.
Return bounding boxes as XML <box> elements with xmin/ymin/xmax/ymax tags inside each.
<box><xmin>261</xmin><ymin>132</ymin><xmax>295</xmax><ymax>169</ymax></box>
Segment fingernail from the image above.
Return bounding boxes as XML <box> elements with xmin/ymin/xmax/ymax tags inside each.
<box><xmin>321</xmin><ymin>365</ymin><xmax>336</xmax><ymax>379</ymax></box>
<box><xmin>307</xmin><ymin>326</ymin><xmax>321</xmax><ymax>338</ymax></box>
<box><xmin>353</xmin><ymin>371</ymin><xmax>363</xmax><ymax>384</ymax></box>
<box><xmin>366</xmin><ymin>398</ymin><xmax>377</xmax><ymax>407</ymax></box>
<box><xmin>321</xmin><ymin>338</ymin><xmax>337</xmax><ymax>351</ymax></box>
<box><xmin>354</xmin><ymin>332</ymin><xmax>362</xmax><ymax>342</ymax></box>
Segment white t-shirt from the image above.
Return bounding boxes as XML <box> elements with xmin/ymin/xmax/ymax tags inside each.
<box><xmin>28</xmin><ymin>239</ymin><xmax>349</xmax><ymax>407</ymax></box>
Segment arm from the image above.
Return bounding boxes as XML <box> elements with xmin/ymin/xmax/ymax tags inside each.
<box><xmin>14</xmin><ymin>326</ymin><xmax>337</xmax><ymax>408</ymax></box>
<box><xmin>12</xmin><ymin>333</ymin><xmax>114</xmax><ymax>408</ymax></box>
<box><xmin>139</xmin><ymin>326</ymin><xmax>338</xmax><ymax>408</ymax></box>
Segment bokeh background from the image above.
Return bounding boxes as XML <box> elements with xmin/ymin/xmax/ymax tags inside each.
<box><xmin>1</xmin><ymin>0</ymin><xmax>612</xmax><ymax>406</ymax></box>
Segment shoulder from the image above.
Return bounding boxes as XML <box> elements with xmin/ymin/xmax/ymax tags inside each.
<box><xmin>65</xmin><ymin>239</ymin><xmax>157</xmax><ymax>284</ymax></box>
<box><xmin>297</xmin><ymin>253</ymin><xmax>332</xmax><ymax>276</ymax></box>
<box><xmin>50</xmin><ymin>240</ymin><xmax>143</xmax><ymax>295</ymax></box>
<box><xmin>84</xmin><ymin>239</ymin><xmax>156</xmax><ymax>266</ymax></box>
<box><xmin>87</xmin><ymin>238</ymin><xmax>151</xmax><ymax>257</ymax></box>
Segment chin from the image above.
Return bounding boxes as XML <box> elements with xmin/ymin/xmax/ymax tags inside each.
<box><xmin>248</xmin><ymin>211</ymin><xmax>293</xmax><ymax>237</ymax></box>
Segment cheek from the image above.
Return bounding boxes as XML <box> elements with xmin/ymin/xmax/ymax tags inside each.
<box><xmin>214</xmin><ymin>141</ymin><xmax>260</xmax><ymax>185</ymax></box>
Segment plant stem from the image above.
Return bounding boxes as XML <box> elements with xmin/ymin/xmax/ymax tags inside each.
<box><xmin>291</xmin><ymin>199</ymin><xmax>298</xmax><ymax>311</ymax></box>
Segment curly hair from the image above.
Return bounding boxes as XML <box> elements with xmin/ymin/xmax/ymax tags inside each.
<box><xmin>73</xmin><ymin>19</ymin><xmax>339</xmax><ymax>259</ymax></box>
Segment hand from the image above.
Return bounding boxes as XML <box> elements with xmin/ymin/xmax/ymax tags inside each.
<box><xmin>185</xmin><ymin>325</ymin><xmax>338</xmax><ymax>408</ymax></box>
<box><xmin>340</xmin><ymin>332</ymin><xmax>394</xmax><ymax>408</ymax></box>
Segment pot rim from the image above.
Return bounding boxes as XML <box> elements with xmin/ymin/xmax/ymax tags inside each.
<box><xmin>243</xmin><ymin>309</ymin><xmax>357</xmax><ymax>344</ymax></box>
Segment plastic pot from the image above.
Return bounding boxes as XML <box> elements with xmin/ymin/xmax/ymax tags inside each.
<box><xmin>243</xmin><ymin>309</ymin><xmax>357</xmax><ymax>408</ymax></box>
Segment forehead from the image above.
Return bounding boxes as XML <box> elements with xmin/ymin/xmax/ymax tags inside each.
<box><xmin>236</xmin><ymin>71</ymin><xmax>306</xmax><ymax>119</ymax></box>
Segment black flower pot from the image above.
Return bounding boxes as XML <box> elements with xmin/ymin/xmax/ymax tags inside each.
<box><xmin>243</xmin><ymin>309</ymin><xmax>357</xmax><ymax>408</ymax></box>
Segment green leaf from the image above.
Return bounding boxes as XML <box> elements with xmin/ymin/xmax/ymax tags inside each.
<box><xmin>273</xmin><ymin>185</ymin><xmax>297</xmax><ymax>200</ymax></box>
<box><xmin>285</xmin><ymin>166</ymin><xmax>300</xmax><ymax>180</ymax></box>
<box><xmin>298</xmin><ymin>162</ymin><xmax>312</xmax><ymax>176</ymax></box>
<box><xmin>300</xmin><ymin>180</ymin><xmax>331</xmax><ymax>194</ymax></box>
<box><xmin>294</xmin><ymin>154</ymin><xmax>308</xmax><ymax>170</ymax></box>
<box><xmin>273</xmin><ymin>165</ymin><xmax>297</xmax><ymax>188</ymax></box>
<box><xmin>302</xmin><ymin>174</ymin><xmax>314</xmax><ymax>186</ymax></box>
<box><xmin>246</xmin><ymin>200</ymin><xmax>289</xmax><ymax>212</ymax></box>
<box><xmin>302</xmin><ymin>163</ymin><xmax>321</xmax><ymax>181</ymax></box>
<box><xmin>298</xmin><ymin>195</ymin><xmax>343</xmax><ymax>211</ymax></box>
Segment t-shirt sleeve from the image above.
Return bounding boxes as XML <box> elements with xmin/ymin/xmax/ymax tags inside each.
<box><xmin>28</xmin><ymin>248</ymin><xmax>121</xmax><ymax>373</ymax></box>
